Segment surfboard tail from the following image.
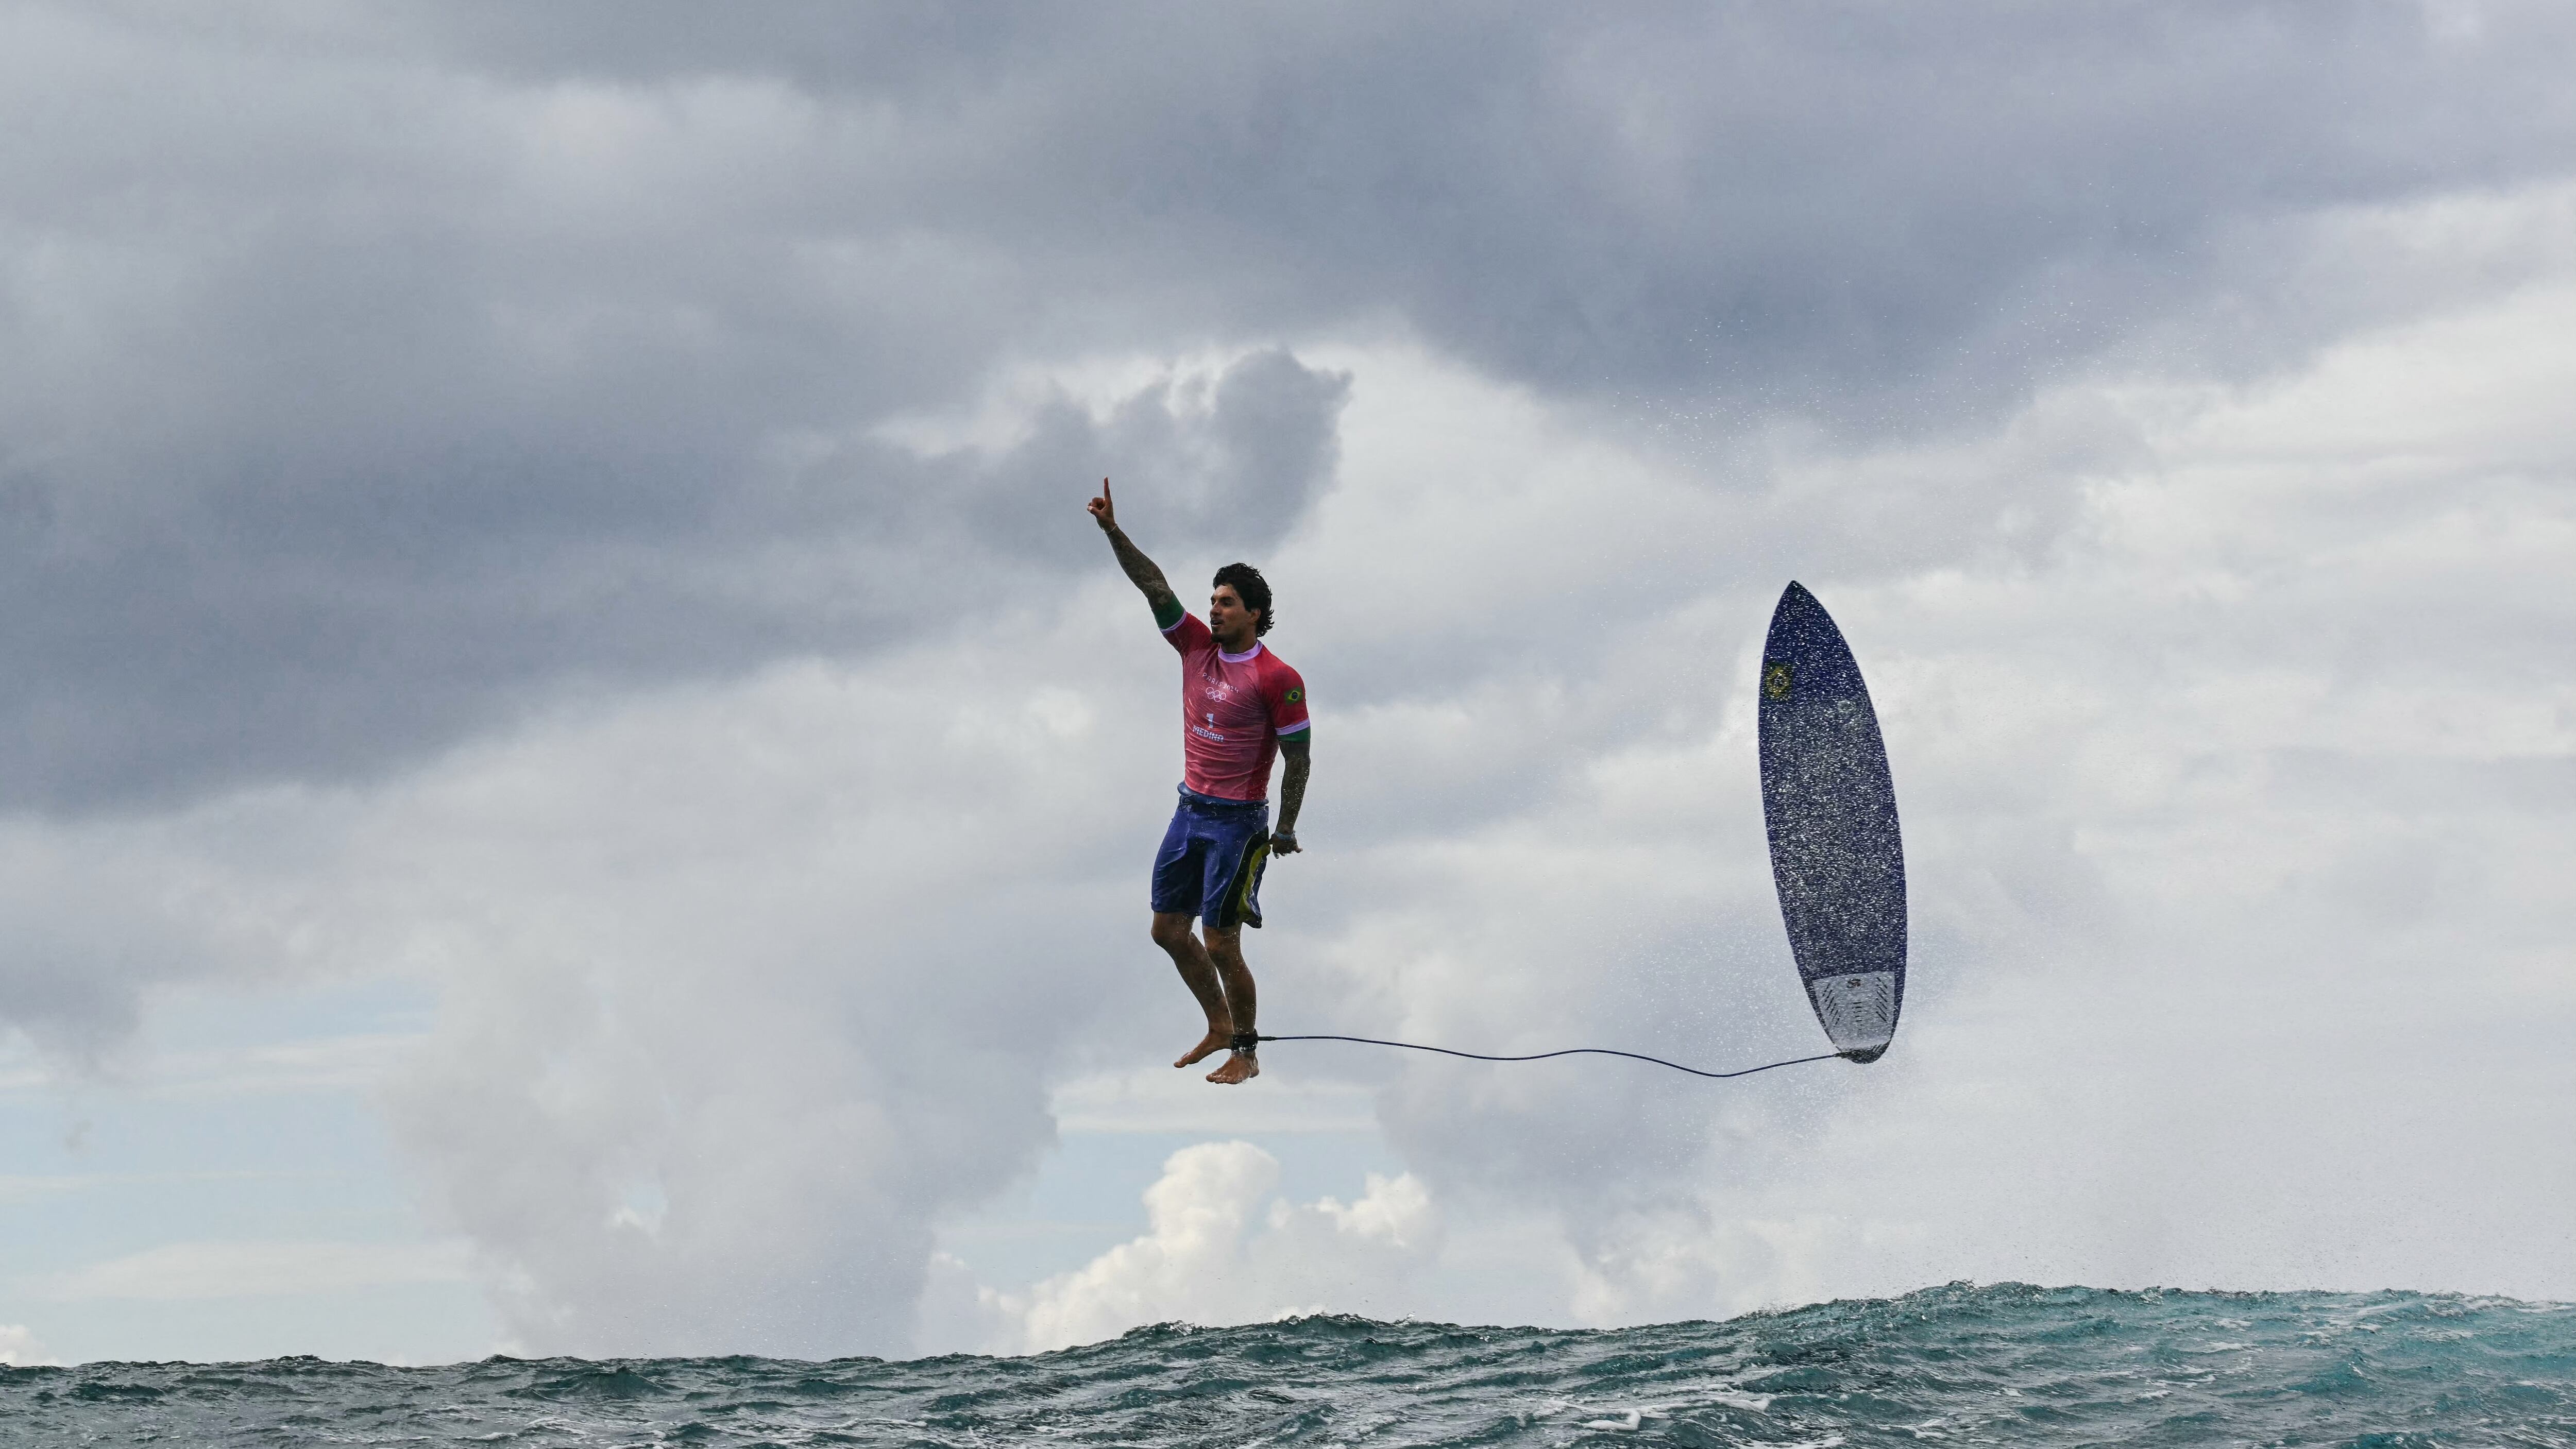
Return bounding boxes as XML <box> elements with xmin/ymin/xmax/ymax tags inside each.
<box><xmin>1806</xmin><ymin>970</ymin><xmax>1899</xmax><ymax>1061</ymax></box>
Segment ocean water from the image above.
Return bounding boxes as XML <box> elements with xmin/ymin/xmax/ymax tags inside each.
<box><xmin>5</xmin><ymin>1284</ymin><xmax>2571</xmax><ymax>1446</ymax></box>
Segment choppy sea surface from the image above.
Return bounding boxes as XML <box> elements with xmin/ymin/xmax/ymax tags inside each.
<box><xmin>6</xmin><ymin>1284</ymin><xmax>2571</xmax><ymax>1446</ymax></box>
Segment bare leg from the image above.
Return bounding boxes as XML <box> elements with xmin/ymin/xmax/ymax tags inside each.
<box><xmin>1151</xmin><ymin>912</ymin><xmax>1234</xmax><ymax>1066</ymax></box>
<box><xmin>1203</xmin><ymin>925</ymin><xmax>1260</xmax><ymax>1085</ymax></box>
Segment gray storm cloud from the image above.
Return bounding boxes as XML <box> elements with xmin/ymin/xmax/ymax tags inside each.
<box><xmin>9</xmin><ymin>2</ymin><xmax>2570</xmax><ymax>812</ymax></box>
<box><xmin>2</xmin><ymin>1</ymin><xmax>2570</xmax><ymax>1357</ymax></box>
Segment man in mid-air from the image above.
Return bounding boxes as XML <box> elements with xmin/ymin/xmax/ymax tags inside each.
<box><xmin>1089</xmin><ymin>478</ymin><xmax>1310</xmax><ymax>1085</ymax></box>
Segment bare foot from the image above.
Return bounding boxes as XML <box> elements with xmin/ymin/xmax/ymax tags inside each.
<box><xmin>1206</xmin><ymin>1050</ymin><xmax>1260</xmax><ymax>1085</ymax></box>
<box><xmin>1175</xmin><ymin>1028</ymin><xmax>1233</xmax><ymax>1068</ymax></box>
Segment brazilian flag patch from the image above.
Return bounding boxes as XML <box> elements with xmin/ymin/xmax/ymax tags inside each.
<box><xmin>1285</xmin><ymin>687</ymin><xmax>1302</xmax><ymax>703</ymax></box>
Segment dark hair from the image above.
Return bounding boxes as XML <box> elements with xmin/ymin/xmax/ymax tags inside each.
<box><xmin>1212</xmin><ymin>562</ymin><xmax>1274</xmax><ymax>636</ymax></box>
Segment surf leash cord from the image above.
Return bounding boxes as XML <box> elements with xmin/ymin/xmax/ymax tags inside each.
<box><xmin>1254</xmin><ymin>1034</ymin><xmax>1842</xmax><ymax>1080</ymax></box>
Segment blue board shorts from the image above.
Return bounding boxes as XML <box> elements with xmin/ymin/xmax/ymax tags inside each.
<box><xmin>1151</xmin><ymin>787</ymin><xmax>1272</xmax><ymax>931</ymax></box>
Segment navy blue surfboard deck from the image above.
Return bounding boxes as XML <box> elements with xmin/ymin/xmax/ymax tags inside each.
<box><xmin>1758</xmin><ymin>583</ymin><xmax>1906</xmax><ymax>1062</ymax></box>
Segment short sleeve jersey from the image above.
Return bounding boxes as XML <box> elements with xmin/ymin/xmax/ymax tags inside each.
<box><xmin>1161</xmin><ymin>608</ymin><xmax>1309</xmax><ymax>804</ymax></box>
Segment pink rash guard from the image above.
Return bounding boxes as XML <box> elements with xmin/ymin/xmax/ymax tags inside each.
<box><xmin>1163</xmin><ymin>611</ymin><xmax>1309</xmax><ymax>804</ymax></box>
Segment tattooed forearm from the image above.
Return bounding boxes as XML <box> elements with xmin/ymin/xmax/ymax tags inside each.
<box><xmin>1103</xmin><ymin>525</ymin><xmax>1177</xmax><ymax>612</ymax></box>
<box><xmin>1277</xmin><ymin>742</ymin><xmax>1310</xmax><ymax>836</ymax></box>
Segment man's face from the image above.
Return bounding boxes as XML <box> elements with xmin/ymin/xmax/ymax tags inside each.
<box><xmin>1207</xmin><ymin>584</ymin><xmax>1259</xmax><ymax>644</ymax></box>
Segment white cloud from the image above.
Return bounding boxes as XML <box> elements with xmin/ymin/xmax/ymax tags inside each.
<box><xmin>41</xmin><ymin>1241</ymin><xmax>471</xmax><ymax>1302</ymax></box>
<box><xmin>351</xmin><ymin>646</ymin><xmax>1165</xmax><ymax>1357</ymax></box>
<box><xmin>957</xmin><ymin>1141</ymin><xmax>1440</xmax><ymax>1354</ymax></box>
<box><xmin>0</xmin><ymin>1324</ymin><xmax>57</xmax><ymax>1367</ymax></box>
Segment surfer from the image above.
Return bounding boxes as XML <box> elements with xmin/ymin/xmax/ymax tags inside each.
<box><xmin>1089</xmin><ymin>478</ymin><xmax>1311</xmax><ymax>1085</ymax></box>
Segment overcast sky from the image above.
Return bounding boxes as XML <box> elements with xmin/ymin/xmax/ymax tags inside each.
<box><xmin>3</xmin><ymin>1</ymin><xmax>2572</xmax><ymax>1366</ymax></box>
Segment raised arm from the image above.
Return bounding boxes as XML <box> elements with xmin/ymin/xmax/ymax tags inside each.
<box><xmin>1087</xmin><ymin>478</ymin><xmax>1179</xmax><ymax>620</ymax></box>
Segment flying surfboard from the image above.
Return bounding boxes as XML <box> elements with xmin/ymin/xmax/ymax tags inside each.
<box><xmin>1259</xmin><ymin>584</ymin><xmax>1902</xmax><ymax>1081</ymax></box>
<box><xmin>1758</xmin><ymin>582</ymin><xmax>1906</xmax><ymax>1063</ymax></box>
